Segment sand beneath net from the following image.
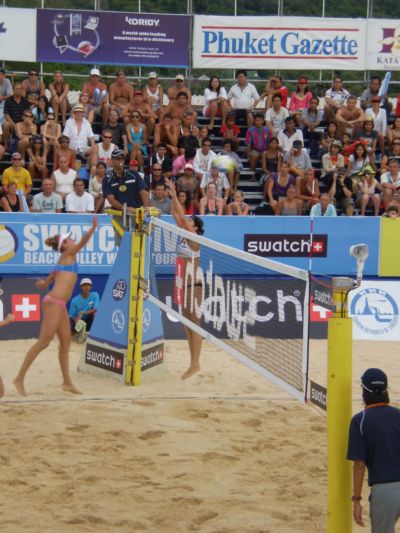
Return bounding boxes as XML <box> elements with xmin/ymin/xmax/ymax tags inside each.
<box><xmin>1</xmin><ymin>337</ymin><xmax>399</xmax><ymax>533</ymax></box>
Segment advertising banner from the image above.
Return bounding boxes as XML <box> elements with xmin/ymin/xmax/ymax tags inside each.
<box><xmin>193</xmin><ymin>15</ymin><xmax>367</xmax><ymax>70</ymax></box>
<box><xmin>366</xmin><ymin>19</ymin><xmax>400</xmax><ymax>70</ymax></box>
<box><xmin>0</xmin><ymin>8</ymin><xmax>36</xmax><ymax>62</ymax></box>
<box><xmin>379</xmin><ymin>217</ymin><xmax>400</xmax><ymax>276</ymax></box>
<box><xmin>0</xmin><ymin>213</ymin><xmax>117</xmax><ymax>275</ymax></box>
<box><xmin>349</xmin><ymin>281</ymin><xmax>400</xmax><ymax>341</ymax></box>
<box><xmin>37</xmin><ymin>9</ymin><xmax>190</xmax><ymax>67</ymax></box>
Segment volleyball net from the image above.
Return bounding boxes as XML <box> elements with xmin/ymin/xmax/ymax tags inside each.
<box><xmin>146</xmin><ymin>217</ymin><xmax>310</xmax><ymax>401</ymax></box>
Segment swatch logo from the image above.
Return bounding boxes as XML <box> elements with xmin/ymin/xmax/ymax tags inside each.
<box><xmin>244</xmin><ymin>234</ymin><xmax>327</xmax><ymax>258</ymax></box>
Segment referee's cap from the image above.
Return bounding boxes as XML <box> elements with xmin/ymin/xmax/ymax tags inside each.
<box><xmin>361</xmin><ymin>368</ymin><xmax>388</xmax><ymax>393</ymax></box>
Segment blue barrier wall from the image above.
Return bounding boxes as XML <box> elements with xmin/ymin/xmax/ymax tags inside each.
<box><xmin>0</xmin><ymin>213</ymin><xmax>380</xmax><ymax>277</ymax></box>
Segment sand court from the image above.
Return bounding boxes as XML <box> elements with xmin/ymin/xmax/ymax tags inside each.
<box><xmin>1</xmin><ymin>338</ymin><xmax>400</xmax><ymax>532</ymax></box>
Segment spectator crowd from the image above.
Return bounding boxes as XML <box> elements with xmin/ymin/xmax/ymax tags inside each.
<box><xmin>0</xmin><ymin>66</ymin><xmax>399</xmax><ymax>218</ymax></box>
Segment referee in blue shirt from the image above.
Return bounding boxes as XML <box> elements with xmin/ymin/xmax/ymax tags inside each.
<box><xmin>347</xmin><ymin>368</ymin><xmax>400</xmax><ymax>532</ymax></box>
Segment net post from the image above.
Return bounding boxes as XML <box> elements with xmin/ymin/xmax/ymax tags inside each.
<box><xmin>327</xmin><ymin>277</ymin><xmax>353</xmax><ymax>533</ymax></box>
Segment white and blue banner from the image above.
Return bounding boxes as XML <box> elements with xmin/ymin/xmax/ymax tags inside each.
<box><xmin>0</xmin><ymin>213</ymin><xmax>117</xmax><ymax>275</ymax></box>
<box><xmin>349</xmin><ymin>281</ymin><xmax>400</xmax><ymax>341</ymax></box>
<box><xmin>193</xmin><ymin>15</ymin><xmax>367</xmax><ymax>70</ymax></box>
<box><xmin>0</xmin><ymin>8</ymin><xmax>36</xmax><ymax>62</ymax></box>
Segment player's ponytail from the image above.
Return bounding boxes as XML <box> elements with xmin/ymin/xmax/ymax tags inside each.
<box><xmin>45</xmin><ymin>235</ymin><xmax>60</xmax><ymax>251</ymax></box>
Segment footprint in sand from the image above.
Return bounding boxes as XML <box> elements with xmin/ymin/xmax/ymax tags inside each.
<box><xmin>201</xmin><ymin>452</ymin><xmax>239</xmax><ymax>462</ymax></box>
<box><xmin>189</xmin><ymin>411</ymin><xmax>209</xmax><ymax>419</ymax></box>
<box><xmin>192</xmin><ymin>511</ymin><xmax>218</xmax><ymax>526</ymax></box>
<box><xmin>171</xmin><ymin>496</ymin><xmax>203</xmax><ymax>505</ymax></box>
<box><xmin>65</xmin><ymin>424</ymin><xmax>90</xmax><ymax>432</ymax></box>
<box><xmin>244</xmin><ymin>418</ymin><xmax>262</xmax><ymax>428</ymax></box>
<box><xmin>138</xmin><ymin>430</ymin><xmax>165</xmax><ymax>440</ymax></box>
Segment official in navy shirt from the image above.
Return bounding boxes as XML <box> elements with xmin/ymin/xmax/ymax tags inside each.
<box><xmin>102</xmin><ymin>149</ymin><xmax>149</xmax><ymax>211</ymax></box>
<box><xmin>347</xmin><ymin>368</ymin><xmax>400</xmax><ymax>532</ymax></box>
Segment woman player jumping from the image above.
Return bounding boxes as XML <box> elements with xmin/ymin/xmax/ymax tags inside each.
<box><xmin>13</xmin><ymin>217</ymin><xmax>98</xmax><ymax>396</ymax></box>
<box><xmin>166</xmin><ymin>178</ymin><xmax>204</xmax><ymax>379</ymax></box>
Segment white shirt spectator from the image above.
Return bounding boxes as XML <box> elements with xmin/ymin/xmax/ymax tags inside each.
<box><xmin>53</xmin><ymin>167</ymin><xmax>77</xmax><ymax>196</ymax></box>
<box><xmin>203</xmin><ymin>87</ymin><xmax>228</xmax><ymax>115</ymax></box>
<box><xmin>227</xmin><ymin>83</ymin><xmax>259</xmax><ymax>110</ymax></box>
<box><xmin>32</xmin><ymin>192</ymin><xmax>63</xmax><ymax>212</ymax></box>
<box><xmin>63</xmin><ymin>117</ymin><xmax>94</xmax><ymax>153</ymax></box>
<box><xmin>365</xmin><ymin>107</ymin><xmax>387</xmax><ymax>136</ymax></box>
<box><xmin>381</xmin><ymin>170</ymin><xmax>400</xmax><ymax>188</ymax></box>
<box><xmin>265</xmin><ymin>107</ymin><xmax>289</xmax><ymax>136</ymax></box>
<box><xmin>193</xmin><ymin>148</ymin><xmax>217</xmax><ymax>179</ymax></box>
<box><xmin>65</xmin><ymin>190</ymin><xmax>94</xmax><ymax>213</ymax></box>
<box><xmin>200</xmin><ymin>172</ymin><xmax>230</xmax><ymax>198</ymax></box>
<box><xmin>324</xmin><ymin>87</ymin><xmax>350</xmax><ymax>106</ymax></box>
<box><xmin>277</xmin><ymin>128</ymin><xmax>304</xmax><ymax>154</ymax></box>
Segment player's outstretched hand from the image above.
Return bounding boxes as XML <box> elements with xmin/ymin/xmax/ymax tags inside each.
<box><xmin>36</xmin><ymin>279</ymin><xmax>47</xmax><ymax>290</ymax></box>
<box><xmin>165</xmin><ymin>178</ymin><xmax>176</xmax><ymax>197</ymax></box>
<box><xmin>92</xmin><ymin>215</ymin><xmax>99</xmax><ymax>230</ymax></box>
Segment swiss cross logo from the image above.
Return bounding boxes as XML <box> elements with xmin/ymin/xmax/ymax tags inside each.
<box><xmin>12</xmin><ymin>294</ymin><xmax>41</xmax><ymax>321</ymax></box>
<box><xmin>115</xmin><ymin>358</ymin><xmax>122</xmax><ymax>370</ymax></box>
<box><xmin>310</xmin><ymin>299</ymin><xmax>332</xmax><ymax>322</ymax></box>
<box><xmin>312</xmin><ymin>241</ymin><xmax>325</xmax><ymax>253</ymax></box>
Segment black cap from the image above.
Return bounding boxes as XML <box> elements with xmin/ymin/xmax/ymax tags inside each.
<box><xmin>293</xmin><ymin>140</ymin><xmax>303</xmax><ymax>148</ymax></box>
<box><xmin>111</xmin><ymin>149</ymin><xmax>125</xmax><ymax>159</ymax></box>
<box><xmin>361</xmin><ymin>368</ymin><xmax>388</xmax><ymax>393</ymax></box>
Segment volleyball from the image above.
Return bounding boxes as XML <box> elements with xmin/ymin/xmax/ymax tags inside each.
<box><xmin>212</xmin><ymin>155</ymin><xmax>236</xmax><ymax>173</ymax></box>
<box><xmin>0</xmin><ymin>225</ymin><xmax>17</xmax><ymax>263</ymax></box>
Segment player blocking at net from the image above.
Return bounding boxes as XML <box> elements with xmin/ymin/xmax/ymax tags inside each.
<box><xmin>165</xmin><ymin>178</ymin><xmax>205</xmax><ymax>379</ymax></box>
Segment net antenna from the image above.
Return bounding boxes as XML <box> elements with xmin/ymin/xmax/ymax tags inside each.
<box><xmin>349</xmin><ymin>243</ymin><xmax>369</xmax><ymax>287</ymax></box>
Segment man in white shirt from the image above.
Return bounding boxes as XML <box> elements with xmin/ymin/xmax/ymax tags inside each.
<box><xmin>200</xmin><ymin>166</ymin><xmax>230</xmax><ymax>201</ymax></box>
<box><xmin>381</xmin><ymin>158</ymin><xmax>400</xmax><ymax>210</ymax></box>
<box><xmin>227</xmin><ymin>70</ymin><xmax>259</xmax><ymax>127</ymax></box>
<box><xmin>65</xmin><ymin>177</ymin><xmax>95</xmax><ymax>213</ymax></box>
<box><xmin>278</xmin><ymin>116</ymin><xmax>304</xmax><ymax>154</ymax></box>
<box><xmin>324</xmin><ymin>75</ymin><xmax>350</xmax><ymax>122</ymax></box>
<box><xmin>265</xmin><ymin>94</ymin><xmax>289</xmax><ymax>136</ymax></box>
<box><xmin>32</xmin><ymin>178</ymin><xmax>63</xmax><ymax>213</ymax></box>
<box><xmin>193</xmin><ymin>138</ymin><xmax>217</xmax><ymax>181</ymax></box>
<box><xmin>63</xmin><ymin>103</ymin><xmax>95</xmax><ymax>159</ymax></box>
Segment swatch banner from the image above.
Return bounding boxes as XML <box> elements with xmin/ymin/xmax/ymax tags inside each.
<box><xmin>0</xmin><ymin>8</ymin><xmax>36</xmax><ymax>62</ymax></box>
<box><xmin>193</xmin><ymin>15</ymin><xmax>367</xmax><ymax>70</ymax></box>
<box><xmin>366</xmin><ymin>19</ymin><xmax>400</xmax><ymax>70</ymax></box>
<box><xmin>0</xmin><ymin>213</ymin><xmax>117</xmax><ymax>275</ymax></box>
<box><xmin>37</xmin><ymin>9</ymin><xmax>190</xmax><ymax>67</ymax></box>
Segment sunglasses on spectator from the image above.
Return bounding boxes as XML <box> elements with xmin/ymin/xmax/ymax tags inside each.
<box><xmin>153</xmin><ymin>168</ymin><xmax>162</xmax><ymax>171</ymax></box>
<box><xmin>131</xmin><ymin>114</ymin><xmax>140</xmax><ymax>118</ymax></box>
<box><xmin>103</xmin><ymin>135</ymin><xmax>112</xmax><ymax>139</ymax></box>
<box><xmin>29</xmin><ymin>72</ymin><xmax>38</xmax><ymax>76</ymax></box>
<box><xmin>12</xmin><ymin>157</ymin><xmax>22</xmax><ymax>160</ymax></box>
<box><xmin>47</xmin><ymin>117</ymin><xmax>55</xmax><ymax>120</ymax></box>
<box><xmin>24</xmin><ymin>114</ymin><xmax>33</xmax><ymax>118</ymax></box>
<box><xmin>393</xmin><ymin>142</ymin><xmax>400</xmax><ymax>145</ymax></box>
<box><xmin>60</xmin><ymin>139</ymin><xmax>69</xmax><ymax>143</ymax></box>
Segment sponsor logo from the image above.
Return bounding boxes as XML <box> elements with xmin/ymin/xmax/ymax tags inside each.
<box><xmin>244</xmin><ymin>234</ymin><xmax>327</xmax><ymax>258</ymax></box>
<box><xmin>142</xmin><ymin>308</ymin><xmax>151</xmax><ymax>332</ymax></box>
<box><xmin>310</xmin><ymin>381</ymin><xmax>327</xmax><ymax>411</ymax></box>
<box><xmin>112</xmin><ymin>279</ymin><xmax>127</xmax><ymax>301</ymax></box>
<box><xmin>111</xmin><ymin>309</ymin><xmax>125</xmax><ymax>334</ymax></box>
<box><xmin>85</xmin><ymin>343</ymin><xmax>124</xmax><ymax>374</ymax></box>
<box><xmin>125</xmin><ymin>17</ymin><xmax>160</xmax><ymax>27</ymax></box>
<box><xmin>0</xmin><ymin>22</ymin><xmax>7</xmax><ymax>35</ymax></box>
<box><xmin>310</xmin><ymin>300</ymin><xmax>332</xmax><ymax>322</ymax></box>
<box><xmin>12</xmin><ymin>294</ymin><xmax>41</xmax><ymax>321</ymax></box>
<box><xmin>379</xmin><ymin>26</ymin><xmax>400</xmax><ymax>55</ymax></box>
<box><xmin>350</xmin><ymin>287</ymin><xmax>398</xmax><ymax>336</ymax></box>
<box><xmin>141</xmin><ymin>343</ymin><xmax>164</xmax><ymax>371</ymax></box>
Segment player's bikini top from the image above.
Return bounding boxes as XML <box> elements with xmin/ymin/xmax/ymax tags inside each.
<box><xmin>53</xmin><ymin>262</ymin><xmax>79</xmax><ymax>274</ymax></box>
<box><xmin>178</xmin><ymin>238</ymin><xmax>200</xmax><ymax>259</ymax></box>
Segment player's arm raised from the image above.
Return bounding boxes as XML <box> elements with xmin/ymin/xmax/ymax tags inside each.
<box><xmin>165</xmin><ymin>178</ymin><xmax>193</xmax><ymax>232</ymax></box>
<box><xmin>64</xmin><ymin>216</ymin><xmax>98</xmax><ymax>256</ymax></box>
